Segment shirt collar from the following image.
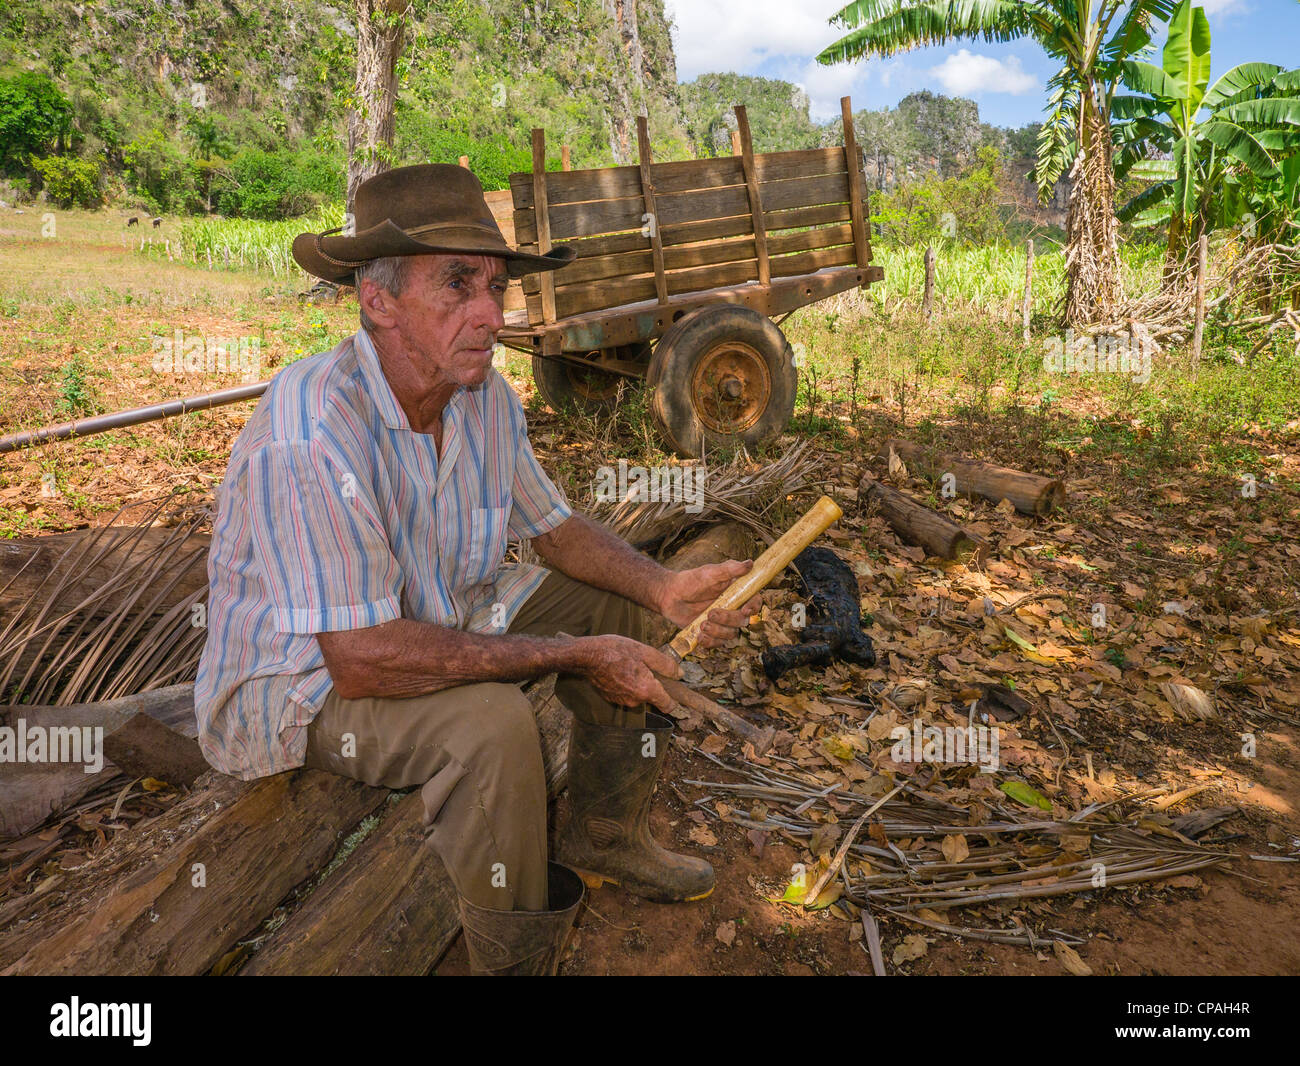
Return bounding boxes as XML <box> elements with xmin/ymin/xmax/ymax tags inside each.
<box><xmin>353</xmin><ymin>326</ymin><xmax>466</xmax><ymax>432</ymax></box>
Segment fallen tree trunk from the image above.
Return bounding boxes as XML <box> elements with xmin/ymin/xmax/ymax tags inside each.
<box><xmin>239</xmin><ymin>678</ymin><xmax>569</xmax><ymax>976</ymax></box>
<box><xmin>886</xmin><ymin>439</ymin><xmax>1065</xmax><ymax>516</ymax></box>
<box><xmin>0</xmin><ymin>769</ymin><xmax>388</xmax><ymax>975</ymax></box>
<box><xmin>643</xmin><ymin>521</ymin><xmax>756</xmax><ymax>648</ymax></box>
<box><xmin>861</xmin><ymin>477</ymin><xmax>988</xmax><ymax>563</ymax></box>
<box><xmin>0</xmin><ymin>684</ymin><xmax>197</xmax><ymax>839</ymax></box>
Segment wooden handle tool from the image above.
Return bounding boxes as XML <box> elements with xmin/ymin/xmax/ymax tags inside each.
<box><xmin>654</xmin><ymin>495</ymin><xmax>844</xmax><ymax>754</ymax></box>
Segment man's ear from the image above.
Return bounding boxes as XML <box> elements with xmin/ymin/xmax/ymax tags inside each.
<box><xmin>359</xmin><ymin>278</ymin><xmax>398</xmax><ymax>330</ymax></box>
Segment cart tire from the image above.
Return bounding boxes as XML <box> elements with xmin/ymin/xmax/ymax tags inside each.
<box><xmin>531</xmin><ymin>344</ymin><xmax>648</xmax><ymax>417</ymax></box>
<box><xmin>647</xmin><ymin>306</ymin><xmax>797</xmax><ymax>458</ymax></box>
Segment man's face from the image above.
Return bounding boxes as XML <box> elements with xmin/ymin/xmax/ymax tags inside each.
<box><xmin>367</xmin><ymin>253</ymin><xmax>508</xmax><ymax>390</ymax></box>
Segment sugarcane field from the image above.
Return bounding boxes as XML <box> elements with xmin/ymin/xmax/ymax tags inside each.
<box><xmin>1</xmin><ymin>0</ymin><xmax>1298</xmax><ymax>1017</ymax></box>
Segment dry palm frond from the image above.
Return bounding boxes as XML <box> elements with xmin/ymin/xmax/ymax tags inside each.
<box><xmin>0</xmin><ymin>494</ymin><xmax>212</xmax><ymax>706</ymax></box>
<box><xmin>687</xmin><ymin>754</ymin><xmax>1230</xmax><ymax>925</ymax></box>
<box><xmin>587</xmin><ymin>439</ymin><xmax>818</xmax><ymax>551</ymax></box>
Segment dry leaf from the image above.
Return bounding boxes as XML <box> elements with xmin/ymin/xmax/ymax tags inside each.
<box><xmin>940</xmin><ymin>834</ymin><xmax>970</xmax><ymax>863</ymax></box>
<box><xmin>688</xmin><ymin>824</ymin><xmax>718</xmax><ymax>847</ymax></box>
<box><xmin>892</xmin><ymin>934</ymin><xmax>928</xmax><ymax>965</ymax></box>
<box><xmin>1054</xmin><ymin>941</ymin><xmax>1092</xmax><ymax>976</ymax></box>
<box><xmin>715</xmin><ymin>920</ymin><xmax>736</xmax><ymax>947</ymax></box>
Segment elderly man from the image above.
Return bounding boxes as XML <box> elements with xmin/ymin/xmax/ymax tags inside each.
<box><xmin>194</xmin><ymin>164</ymin><xmax>759</xmax><ymax>975</ymax></box>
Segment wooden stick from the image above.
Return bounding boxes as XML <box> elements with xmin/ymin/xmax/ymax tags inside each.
<box><xmin>636</xmin><ymin>116</ymin><xmax>668</xmax><ymax>306</ymax></box>
<box><xmin>659</xmin><ymin>676</ymin><xmax>774</xmax><ymax>754</ymax></box>
<box><xmin>1022</xmin><ymin>237</ymin><xmax>1033</xmax><ymax>343</ymax></box>
<box><xmin>1192</xmin><ymin>232</ymin><xmax>1208</xmax><ymax>363</ymax></box>
<box><xmin>861</xmin><ymin>478</ymin><xmax>987</xmax><ymax>562</ymax></box>
<box><xmin>530</xmin><ymin>128</ymin><xmax>556</xmax><ymax>324</ymax></box>
<box><xmin>922</xmin><ymin>245</ymin><xmax>935</xmax><ymax>320</ymax></box>
<box><xmin>666</xmin><ymin>496</ymin><xmax>843</xmax><ymax>660</ymax></box>
<box><xmin>840</xmin><ymin>95</ymin><xmax>870</xmax><ymax>287</ymax></box>
<box><xmin>886</xmin><ymin>439</ymin><xmax>1065</xmax><ymax>517</ymax></box>
<box><xmin>734</xmin><ymin>106</ymin><xmax>770</xmax><ymax>288</ymax></box>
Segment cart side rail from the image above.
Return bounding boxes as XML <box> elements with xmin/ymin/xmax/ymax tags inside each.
<box><xmin>510</xmin><ymin>97</ymin><xmax>874</xmax><ymax>328</ymax></box>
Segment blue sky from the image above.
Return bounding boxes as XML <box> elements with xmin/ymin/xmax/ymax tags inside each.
<box><xmin>663</xmin><ymin>0</ymin><xmax>1300</xmax><ymax>130</ymax></box>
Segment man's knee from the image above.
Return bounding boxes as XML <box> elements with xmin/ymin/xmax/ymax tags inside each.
<box><xmin>452</xmin><ymin>683</ymin><xmax>545</xmax><ymax>779</ymax></box>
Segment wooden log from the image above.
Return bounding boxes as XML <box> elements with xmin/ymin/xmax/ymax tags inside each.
<box><xmin>643</xmin><ymin>523</ymin><xmax>758</xmax><ymax>648</ymax></box>
<box><xmin>0</xmin><ymin>769</ymin><xmax>388</xmax><ymax>975</ymax></box>
<box><xmin>101</xmin><ymin>712</ymin><xmax>208</xmax><ymax>787</ymax></box>
<box><xmin>239</xmin><ymin>678</ymin><xmax>569</xmax><ymax>976</ymax></box>
<box><xmin>885</xmin><ymin>439</ymin><xmax>1066</xmax><ymax>517</ymax></box>
<box><xmin>0</xmin><ymin>684</ymin><xmax>197</xmax><ymax>839</ymax></box>
<box><xmin>861</xmin><ymin>477</ymin><xmax>987</xmax><ymax>563</ymax></box>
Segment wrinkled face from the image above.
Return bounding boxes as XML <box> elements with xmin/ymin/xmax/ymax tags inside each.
<box><xmin>364</xmin><ymin>253</ymin><xmax>508</xmax><ymax>390</ymax></box>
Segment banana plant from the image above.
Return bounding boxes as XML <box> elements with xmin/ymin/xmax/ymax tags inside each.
<box><xmin>1112</xmin><ymin>0</ymin><xmax>1300</xmax><ymax>263</ymax></box>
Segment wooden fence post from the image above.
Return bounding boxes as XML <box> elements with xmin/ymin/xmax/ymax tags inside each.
<box><xmin>561</xmin><ymin>145</ymin><xmax>571</xmax><ymax>171</ymax></box>
<box><xmin>922</xmin><ymin>245</ymin><xmax>936</xmax><ymax>321</ymax></box>
<box><xmin>1022</xmin><ymin>238</ymin><xmax>1034</xmax><ymax>343</ymax></box>
<box><xmin>730</xmin><ymin>129</ymin><xmax>741</xmax><ymax>156</ymax></box>
<box><xmin>1192</xmin><ymin>232</ymin><xmax>1208</xmax><ymax>363</ymax></box>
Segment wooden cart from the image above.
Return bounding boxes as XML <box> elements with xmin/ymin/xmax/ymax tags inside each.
<box><xmin>493</xmin><ymin>96</ymin><xmax>883</xmax><ymax>457</ymax></box>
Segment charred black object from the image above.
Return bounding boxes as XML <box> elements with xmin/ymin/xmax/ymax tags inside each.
<box><xmin>762</xmin><ymin>546</ymin><xmax>876</xmax><ymax>680</ymax></box>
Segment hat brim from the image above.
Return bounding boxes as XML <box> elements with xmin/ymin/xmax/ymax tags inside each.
<box><xmin>291</xmin><ymin>218</ymin><xmax>575</xmax><ymax>287</ymax></box>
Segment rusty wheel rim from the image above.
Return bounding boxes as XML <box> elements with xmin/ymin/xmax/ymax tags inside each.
<box><xmin>564</xmin><ymin>351</ymin><xmax>624</xmax><ymax>403</ymax></box>
<box><xmin>689</xmin><ymin>341</ymin><xmax>771</xmax><ymax>434</ymax></box>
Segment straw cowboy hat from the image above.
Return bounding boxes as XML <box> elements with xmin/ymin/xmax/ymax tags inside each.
<box><xmin>292</xmin><ymin>163</ymin><xmax>574</xmax><ymax>286</ymax></box>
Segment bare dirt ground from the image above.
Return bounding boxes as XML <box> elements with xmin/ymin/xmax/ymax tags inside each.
<box><xmin>3</xmin><ymin>211</ymin><xmax>1297</xmax><ymax>976</ymax></box>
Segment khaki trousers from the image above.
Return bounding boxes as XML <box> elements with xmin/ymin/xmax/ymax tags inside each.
<box><xmin>302</xmin><ymin>570</ymin><xmax>649</xmax><ymax>911</ymax></box>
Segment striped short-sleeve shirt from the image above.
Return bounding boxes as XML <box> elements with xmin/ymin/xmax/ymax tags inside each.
<box><xmin>194</xmin><ymin>328</ymin><xmax>572</xmax><ymax>780</ymax></box>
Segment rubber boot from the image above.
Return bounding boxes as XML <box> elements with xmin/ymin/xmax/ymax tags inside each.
<box><xmin>557</xmin><ymin>709</ymin><xmax>714</xmax><ymax>903</ymax></box>
<box><xmin>458</xmin><ymin>862</ymin><xmax>584</xmax><ymax>976</ymax></box>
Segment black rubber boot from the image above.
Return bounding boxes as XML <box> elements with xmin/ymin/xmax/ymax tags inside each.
<box><xmin>458</xmin><ymin>862</ymin><xmax>584</xmax><ymax>976</ymax></box>
<box><xmin>557</xmin><ymin>709</ymin><xmax>714</xmax><ymax>903</ymax></box>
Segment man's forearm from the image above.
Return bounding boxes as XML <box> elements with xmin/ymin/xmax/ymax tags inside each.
<box><xmin>319</xmin><ymin>618</ymin><xmax>591</xmax><ymax>701</ymax></box>
<box><xmin>532</xmin><ymin>513</ymin><xmax>669</xmax><ymax>614</ymax></box>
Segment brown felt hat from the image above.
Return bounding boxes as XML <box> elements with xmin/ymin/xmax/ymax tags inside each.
<box><xmin>292</xmin><ymin>163</ymin><xmax>574</xmax><ymax>286</ymax></box>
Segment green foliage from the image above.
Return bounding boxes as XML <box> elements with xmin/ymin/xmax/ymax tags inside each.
<box><xmin>214</xmin><ymin>146</ymin><xmax>344</xmax><ymax>219</ymax></box>
<box><xmin>122</xmin><ymin>128</ymin><xmax>199</xmax><ymax>213</ymax></box>
<box><xmin>678</xmin><ymin>73</ymin><xmax>822</xmax><ymax>156</ymax></box>
<box><xmin>871</xmin><ymin>146</ymin><xmax>1004</xmax><ymax>246</ymax></box>
<box><xmin>1114</xmin><ymin>0</ymin><xmax>1299</xmax><ymax>255</ymax></box>
<box><xmin>0</xmin><ymin>70</ymin><xmax>72</xmax><ymax>170</ymax></box>
<box><xmin>397</xmin><ymin>120</ymin><xmax>539</xmax><ymax>190</ymax></box>
<box><xmin>30</xmin><ymin>153</ymin><xmax>100</xmax><ymax>207</ymax></box>
<box><xmin>57</xmin><ymin>351</ymin><xmax>99</xmax><ymax>417</ymax></box>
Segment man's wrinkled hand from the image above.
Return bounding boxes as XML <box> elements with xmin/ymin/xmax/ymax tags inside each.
<box><xmin>657</xmin><ymin>559</ymin><xmax>761</xmax><ymax>650</ymax></box>
<box><xmin>578</xmin><ymin>635</ymin><xmax>680</xmax><ymax>712</ymax></box>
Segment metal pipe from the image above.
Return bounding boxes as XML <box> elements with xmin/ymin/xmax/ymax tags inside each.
<box><xmin>0</xmin><ymin>381</ymin><xmax>271</xmax><ymax>455</ymax></box>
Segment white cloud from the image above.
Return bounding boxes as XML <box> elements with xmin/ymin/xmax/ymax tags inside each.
<box><xmin>664</xmin><ymin>0</ymin><xmax>849</xmax><ymax>79</ymax></box>
<box><xmin>928</xmin><ymin>49</ymin><xmax>1038</xmax><ymax>96</ymax></box>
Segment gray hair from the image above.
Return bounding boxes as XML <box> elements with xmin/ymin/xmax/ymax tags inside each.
<box><xmin>354</xmin><ymin>256</ymin><xmax>412</xmax><ymax>333</ymax></box>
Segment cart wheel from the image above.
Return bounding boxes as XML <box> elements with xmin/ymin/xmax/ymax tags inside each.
<box><xmin>647</xmin><ymin>306</ymin><xmax>797</xmax><ymax>458</ymax></box>
<box><xmin>531</xmin><ymin>344</ymin><xmax>648</xmax><ymax>417</ymax></box>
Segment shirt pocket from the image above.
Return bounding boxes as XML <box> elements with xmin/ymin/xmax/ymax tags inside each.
<box><xmin>464</xmin><ymin>506</ymin><xmax>510</xmax><ymax>587</ymax></box>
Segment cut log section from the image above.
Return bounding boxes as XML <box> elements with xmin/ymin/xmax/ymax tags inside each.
<box><xmin>0</xmin><ymin>770</ymin><xmax>388</xmax><ymax>976</ymax></box>
<box><xmin>861</xmin><ymin>477</ymin><xmax>988</xmax><ymax>563</ymax></box>
<box><xmin>238</xmin><ymin>678</ymin><xmax>570</xmax><ymax>976</ymax></box>
<box><xmin>886</xmin><ymin>439</ymin><xmax>1065</xmax><ymax>516</ymax></box>
<box><xmin>0</xmin><ymin>684</ymin><xmax>198</xmax><ymax>840</ymax></box>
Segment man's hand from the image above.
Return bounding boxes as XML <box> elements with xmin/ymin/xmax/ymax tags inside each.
<box><xmin>577</xmin><ymin>634</ymin><xmax>681</xmax><ymax>713</ymax></box>
<box><xmin>656</xmin><ymin>560</ymin><xmax>762</xmax><ymax>650</ymax></box>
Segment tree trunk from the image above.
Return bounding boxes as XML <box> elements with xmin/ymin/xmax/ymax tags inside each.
<box><xmin>346</xmin><ymin>0</ymin><xmax>412</xmax><ymax>214</ymax></box>
<box><xmin>1063</xmin><ymin>83</ymin><xmax>1123</xmax><ymax>327</ymax></box>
